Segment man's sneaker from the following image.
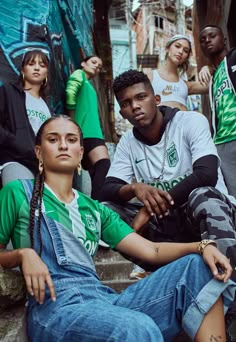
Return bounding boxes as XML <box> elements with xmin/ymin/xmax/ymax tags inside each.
<box><xmin>129</xmin><ymin>264</ymin><xmax>147</xmax><ymax>280</ymax></box>
<box><xmin>98</xmin><ymin>239</ymin><xmax>110</xmax><ymax>249</ymax></box>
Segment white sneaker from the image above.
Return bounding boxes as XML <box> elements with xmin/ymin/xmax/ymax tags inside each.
<box><xmin>99</xmin><ymin>239</ymin><xmax>110</xmax><ymax>249</ymax></box>
<box><xmin>129</xmin><ymin>264</ymin><xmax>147</xmax><ymax>280</ymax></box>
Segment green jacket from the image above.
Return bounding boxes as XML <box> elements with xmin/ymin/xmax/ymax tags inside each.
<box><xmin>66</xmin><ymin>69</ymin><xmax>104</xmax><ymax>139</ymax></box>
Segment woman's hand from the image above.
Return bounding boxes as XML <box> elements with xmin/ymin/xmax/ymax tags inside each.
<box><xmin>19</xmin><ymin>248</ymin><xmax>56</xmax><ymax>304</ymax></box>
<box><xmin>202</xmin><ymin>244</ymin><xmax>232</xmax><ymax>282</ymax></box>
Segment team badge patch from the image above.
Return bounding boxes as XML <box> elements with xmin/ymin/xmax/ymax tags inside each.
<box><xmin>167</xmin><ymin>143</ymin><xmax>179</xmax><ymax>167</ymax></box>
<box><xmin>85</xmin><ymin>214</ymin><xmax>97</xmax><ymax>231</ymax></box>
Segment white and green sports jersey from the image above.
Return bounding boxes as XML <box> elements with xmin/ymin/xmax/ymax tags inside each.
<box><xmin>213</xmin><ymin>60</ymin><xmax>236</xmax><ymax>145</ymax></box>
<box><xmin>107</xmin><ymin>111</ymin><xmax>236</xmax><ymax>204</ymax></box>
<box><xmin>0</xmin><ymin>180</ymin><xmax>133</xmax><ymax>257</ymax></box>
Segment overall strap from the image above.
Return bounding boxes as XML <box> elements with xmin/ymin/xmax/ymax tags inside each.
<box><xmin>20</xmin><ymin>179</ymin><xmax>34</xmax><ymax>204</ymax></box>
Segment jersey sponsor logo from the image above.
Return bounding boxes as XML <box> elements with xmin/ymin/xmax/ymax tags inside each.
<box><xmin>26</xmin><ymin>109</ymin><xmax>48</xmax><ymax>122</ymax></box>
<box><xmin>216</xmin><ymin>79</ymin><xmax>230</xmax><ymax>99</ymax></box>
<box><xmin>79</xmin><ymin>237</ymin><xmax>98</xmax><ymax>257</ymax></box>
<box><xmin>167</xmin><ymin>143</ymin><xmax>179</xmax><ymax>167</ymax></box>
<box><xmin>135</xmin><ymin>158</ymin><xmax>146</xmax><ymax>164</ymax></box>
<box><xmin>84</xmin><ymin>239</ymin><xmax>98</xmax><ymax>256</ymax></box>
<box><xmin>141</xmin><ymin>172</ymin><xmax>189</xmax><ymax>191</ymax></box>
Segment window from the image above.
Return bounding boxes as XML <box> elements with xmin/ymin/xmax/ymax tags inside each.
<box><xmin>155</xmin><ymin>16</ymin><xmax>164</xmax><ymax>30</ymax></box>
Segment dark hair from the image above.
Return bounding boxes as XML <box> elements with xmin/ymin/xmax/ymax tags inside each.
<box><xmin>199</xmin><ymin>25</ymin><xmax>223</xmax><ymax>37</ymax></box>
<box><xmin>35</xmin><ymin>115</ymin><xmax>83</xmax><ymax>146</ymax></box>
<box><xmin>113</xmin><ymin>69</ymin><xmax>153</xmax><ymax>96</ymax></box>
<box><xmin>29</xmin><ymin>115</ymin><xmax>83</xmax><ymax>255</ymax></box>
<box><xmin>82</xmin><ymin>55</ymin><xmax>100</xmax><ymax>63</ymax></box>
<box><xmin>20</xmin><ymin>49</ymin><xmax>50</xmax><ymax>99</ymax></box>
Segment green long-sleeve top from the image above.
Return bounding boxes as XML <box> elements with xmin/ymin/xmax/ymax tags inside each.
<box><xmin>66</xmin><ymin>69</ymin><xmax>104</xmax><ymax>139</ymax></box>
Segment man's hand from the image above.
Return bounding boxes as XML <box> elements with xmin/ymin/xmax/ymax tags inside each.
<box><xmin>131</xmin><ymin>206</ymin><xmax>150</xmax><ymax>233</ymax></box>
<box><xmin>132</xmin><ymin>183</ymin><xmax>174</xmax><ymax>217</ymax></box>
<box><xmin>19</xmin><ymin>248</ymin><xmax>56</xmax><ymax>304</ymax></box>
<box><xmin>202</xmin><ymin>244</ymin><xmax>232</xmax><ymax>282</ymax></box>
<box><xmin>198</xmin><ymin>65</ymin><xmax>212</xmax><ymax>86</ymax></box>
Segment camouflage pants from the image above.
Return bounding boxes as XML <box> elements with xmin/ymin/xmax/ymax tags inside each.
<box><xmin>104</xmin><ymin>186</ymin><xmax>236</xmax><ymax>276</ymax></box>
<box><xmin>188</xmin><ymin>186</ymin><xmax>236</xmax><ymax>273</ymax></box>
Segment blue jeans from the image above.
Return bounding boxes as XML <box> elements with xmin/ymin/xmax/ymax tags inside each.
<box><xmin>20</xmin><ymin>180</ymin><xmax>235</xmax><ymax>342</ymax></box>
<box><xmin>27</xmin><ymin>255</ymin><xmax>236</xmax><ymax>342</ymax></box>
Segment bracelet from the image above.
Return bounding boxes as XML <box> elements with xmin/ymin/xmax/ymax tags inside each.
<box><xmin>198</xmin><ymin>239</ymin><xmax>217</xmax><ymax>255</ymax></box>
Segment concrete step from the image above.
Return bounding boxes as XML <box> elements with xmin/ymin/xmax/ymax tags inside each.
<box><xmin>96</xmin><ymin>260</ymin><xmax>133</xmax><ymax>281</ymax></box>
<box><xmin>0</xmin><ymin>304</ymin><xmax>27</xmax><ymax>342</ymax></box>
<box><xmin>95</xmin><ymin>247</ymin><xmax>128</xmax><ymax>263</ymax></box>
<box><xmin>95</xmin><ymin>247</ymin><xmax>138</xmax><ymax>293</ymax></box>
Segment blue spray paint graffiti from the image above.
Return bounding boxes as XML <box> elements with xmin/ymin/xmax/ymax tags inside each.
<box><xmin>0</xmin><ymin>0</ymin><xmax>94</xmax><ymax>112</ymax></box>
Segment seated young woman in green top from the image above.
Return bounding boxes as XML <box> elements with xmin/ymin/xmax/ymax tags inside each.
<box><xmin>0</xmin><ymin>115</ymin><xmax>235</xmax><ymax>341</ymax></box>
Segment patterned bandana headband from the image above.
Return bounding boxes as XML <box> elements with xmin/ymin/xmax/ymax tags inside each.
<box><xmin>166</xmin><ymin>34</ymin><xmax>192</xmax><ymax>51</ymax></box>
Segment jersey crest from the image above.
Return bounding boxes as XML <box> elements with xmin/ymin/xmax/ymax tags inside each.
<box><xmin>167</xmin><ymin>143</ymin><xmax>179</xmax><ymax>167</ymax></box>
<box><xmin>85</xmin><ymin>214</ymin><xmax>97</xmax><ymax>231</ymax></box>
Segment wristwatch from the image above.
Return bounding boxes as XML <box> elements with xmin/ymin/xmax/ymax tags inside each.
<box><xmin>198</xmin><ymin>239</ymin><xmax>217</xmax><ymax>255</ymax></box>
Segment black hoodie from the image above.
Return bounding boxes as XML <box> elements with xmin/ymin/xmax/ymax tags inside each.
<box><xmin>0</xmin><ymin>83</ymin><xmax>39</xmax><ymax>174</ymax></box>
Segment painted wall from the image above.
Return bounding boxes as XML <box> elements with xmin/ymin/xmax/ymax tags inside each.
<box><xmin>0</xmin><ymin>0</ymin><xmax>94</xmax><ymax>112</ymax></box>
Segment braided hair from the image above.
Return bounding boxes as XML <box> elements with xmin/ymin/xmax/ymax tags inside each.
<box><xmin>29</xmin><ymin>115</ymin><xmax>83</xmax><ymax>255</ymax></box>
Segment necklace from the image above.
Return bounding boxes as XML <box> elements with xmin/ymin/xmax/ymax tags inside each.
<box><xmin>143</xmin><ymin>123</ymin><xmax>170</xmax><ymax>181</ymax></box>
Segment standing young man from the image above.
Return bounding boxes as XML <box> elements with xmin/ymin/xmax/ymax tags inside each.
<box><xmin>199</xmin><ymin>25</ymin><xmax>236</xmax><ymax>197</ymax></box>
<box><xmin>101</xmin><ymin>70</ymin><xmax>236</xmax><ymax>283</ymax></box>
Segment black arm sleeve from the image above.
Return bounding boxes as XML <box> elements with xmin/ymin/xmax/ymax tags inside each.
<box><xmin>100</xmin><ymin>176</ymin><xmax>128</xmax><ymax>202</ymax></box>
<box><xmin>169</xmin><ymin>155</ymin><xmax>218</xmax><ymax>207</ymax></box>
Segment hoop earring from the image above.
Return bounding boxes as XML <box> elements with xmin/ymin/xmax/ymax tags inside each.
<box><xmin>39</xmin><ymin>160</ymin><xmax>44</xmax><ymax>175</ymax></box>
<box><xmin>77</xmin><ymin>162</ymin><xmax>82</xmax><ymax>176</ymax></box>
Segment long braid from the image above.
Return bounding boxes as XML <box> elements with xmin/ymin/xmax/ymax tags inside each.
<box><xmin>29</xmin><ymin>115</ymin><xmax>83</xmax><ymax>255</ymax></box>
<box><xmin>29</xmin><ymin>172</ymin><xmax>44</xmax><ymax>255</ymax></box>
<box><xmin>37</xmin><ymin>172</ymin><xmax>44</xmax><ymax>256</ymax></box>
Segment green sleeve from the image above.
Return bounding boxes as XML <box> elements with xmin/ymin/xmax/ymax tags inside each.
<box><xmin>0</xmin><ymin>180</ymin><xmax>29</xmax><ymax>248</ymax></box>
<box><xmin>66</xmin><ymin>69</ymin><xmax>85</xmax><ymax>110</ymax></box>
<box><xmin>98</xmin><ymin>202</ymin><xmax>134</xmax><ymax>249</ymax></box>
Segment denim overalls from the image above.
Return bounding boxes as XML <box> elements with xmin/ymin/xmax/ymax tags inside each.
<box><xmin>21</xmin><ymin>180</ymin><xmax>236</xmax><ymax>342</ymax></box>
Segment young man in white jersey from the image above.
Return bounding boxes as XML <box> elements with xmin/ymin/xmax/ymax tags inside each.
<box><xmin>199</xmin><ymin>25</ymin><xmax>236</xmax><ymax>197</ymax></box>
<box><xmin>101</xmin><ymin>70</ymin><xmax>236</xmax><ymax>283</ymax></box>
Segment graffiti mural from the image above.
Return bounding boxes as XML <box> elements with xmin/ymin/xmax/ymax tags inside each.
<box><xmin>0</xmin><ymin>0</ymin><xmax>94</xmax><ymax>112</ymax></box>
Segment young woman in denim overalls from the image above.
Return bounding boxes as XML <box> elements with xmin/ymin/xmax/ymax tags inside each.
<box><xmin>0</xmin><ymin>116</ymin><xmax>235</xmax><ymax>341</ymax></box>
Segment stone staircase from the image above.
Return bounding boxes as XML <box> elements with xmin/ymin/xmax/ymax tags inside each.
<box><xmin>95</xmin><ymin>246</ymin><xmax>136</xmax><ymax>293</ymax></box>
